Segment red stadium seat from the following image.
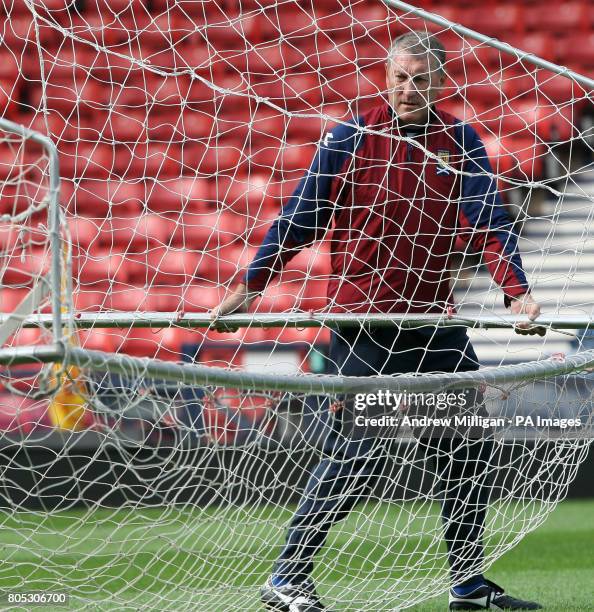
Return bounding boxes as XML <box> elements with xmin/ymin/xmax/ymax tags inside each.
<box><xmin>310</xmin><ymin>39</ymin><xmax>356</xmax><ymax>77</ymax></box>
<box><xmin>457</xmin><ymin>45</ymin><xmax>502</xmax><ymax>76</ymax></box>
<box><xmin>501</xmin><ymin>72</ymin><xmax>539</xmax><ymax>101</ymax></box>
<box><xmin>211</xmin><ymin>174</ymin><xmax>275</xmax><ymax>216</ymax></box>
<box><xmin>176</xmin><ymin>22</ymin><xmax>238</xmax><ymax>56</ymax></box>
<box><xmin>193</xmin><ymin>250</ymin><xmax>242</xmax><ymax>284</ymax></box>
<box><xmin>131</xmin><ymin>248</ymin><xmax>202</xmax><ymax>286</ymax></box>
<box><xmin>266</xmin><ymin>325</ymin><xmax>331</xmax><ymax>346</ymax></box>
<box><xmin>258</xmin><ymin>6</ymin><xmax>317</xmax><ymax>40</ymax></box>
<box><xmin>11</xmin><ymin>327</ymin><xmax>43</xmax><ymax>347</ymax></box>
<box><xmin>0</xmin><ymin>49</ymin><xmax>20</xmax><ymax>81</ymax></box>
<box><xmin>77</xmin><ymin>329</ymin><xmax>117</xmax><ymax>352</ymax></box>
<box><xmin>161</xmin><ymin>326</ymin><xmax>194</xmax><ymax>355</ymax></box>
<box><xmin>136</xmin><ymin>13</ymin><xmax>193</xmax><ymax>47</ymax></box>
<box><xmin>0</xmin><ymin>17</ymin><xmax>41</xmax><ymax>49</ymax></box>
<box><xmin>251</xmin><ymin>142</ymin><xmax>315</xmax><ymax>178</ymax></box>
<box><xmin>73</xmin><ymin>289</ymin><xmax>110</xmax><ymax>312</ymax></box>
<box><xmin>74</xmin><ymin>252</ymin><xmax>131</xmax><ymax>286</ymax></box>
<box><xmin>71</xmin><ymin>180</ymin><xmax>144</xmax><ymax>217</ymax></box>
<box><xmin>104</xmin><ymin>109</ymin><xmax>148</xmax><ymax>143</ymax></box>
<box><xmin>0</xmin><ymin>183</ymin><xmax>43</xmax><ymax>217</ymax></box>
<box><xmin>59</xmin><ymin>142</ymin><xmax>115</xmax><ymax>180</ymax></box>
<box><xmin>106</xmin><ymin>214</ymin><xmax>177</xmax><ymax>250</ymax></box>
<box><xmin>0</xmin><ymin>0</ymin><xmax>33</xmax><ymax>14</ymax></box>
<box><xmin>108</xmin><ymin>286</ymin><xmax>161</xmax><ymax>312</ymax></box>
<box><xmin>277</xmin><ymin>143</ymin><xmax>317</xmax><ymax>175</ymax></box>
<box><xmin>151</xmin><ymin>0</ymin><xmax>229</xmax><ymax>17</ymax></box>
<box><xmin>0</xmin><ymin>222</ymin><xmax>20</xmax><ymax>251</ymax></box>
<box><xmin>29</xmin><ymin>78</ymin><xmax>109</xmax><ymax>117</ymax></box>
<box><xmin>0</xmin><ymin>140</ymin><xmax>41</xmax><ymax>182</ymax></box>
<box><xmin>240</xmin><ymin>327</ymin><xmax>270</xmax><ymax>345</ymax></box>
<box><xmin>0</xmin><ymin>393</ymin><xmax>49</xmax><ymax>434</ymax></box>
<box><xmin>556</xmin><ymin>33</ymin><xmax>594</xmax><ymax>69</ymax></box>
<box><xmin>281</xmin><ymin>73</ymin><xmax>323</xmax><ymax>110</ymax></box>
<box><xmin>482</xmin><ymin>134</ymin><xmax>546</xmax><ymax>179</ymax></box>
<box><xmin>213</xmin><ymin>106</ymin><xmax>250</xmax><ymax>144</ymax></box>
<box><xmin>172</xmin><ymin>211</ymin><xmax>247</xmax><ymax>249</ymax></box>
<box><xmin>326</xmin><ymin>68</ymin><xmax>385</xmax><ymax>106</ymax></box>
<box><xmin>349</xmin><ymin>2</ymin><xmax>391</xmax><ymax>38</ymax></box>
<box><xmin>22</xmin><ymin>111</ymin><xmax>72</xmax><ymax>141</ymax></box>
<box><xmin>505</xmin><ymin>33</ymin><xmax>557</xmax><ymax>65</ymax></box>
<box><xmin>247</xmin><ymin>44</ymin><xmax>306</xmax><ymax>75</ymax></box>
<box><xmin>537</xmin><ymin>73</ymin><xmax>584</xmax><ymax>104</ymax></box>
<box><xmin>38</xmin><ymin>45</ymin><xmax>105</xmax><ymax>81</ymax></box>
<box><xmin>67</xmin><ymin>217</ymin><xmax>100</xmax><ymax>251</ymax></box>
<box><xmin>526</xmin><ymin>1</ymin><xmax>590</xmax><ymax>33</ymax></box>
<box><xmin>1</xmin><ymin>250</ymin><xmax>49</xmax><ymax>285</ymax></box>
<box><xmin>196</xmin><ymin>245</ymin><xmax>247</xmax><ymax>283</ymax></box>
<box><xmin>356</xmin><ymin>37</ymin><xmax>391</xmax><ymax>72</ymax></box>
<box><xmin>313</xmin><ymin>6</ymin><xmax>364</xmax><ymax>40</ymax></box>
<box><xmin>141</xmin><ymin>286</ymin><xmax>181</xmax><ymax>312</ymax></box>
<box><xmin>0</xmin><ymin>287</ymin><xmax>28</xmax><ymax>312</ymax></box>
<box><xmin>264</xmin><ymin>176</ymin><xmax>301</xmax><ymax>211</ymax></box>
<box><xmin>176</xmin><ymin>108</ymin><xmax>213</xmax><ymax>140</ymax></box>
<box><xmin>461</xmin><ymin>82</ymin><xmax>505</xmax><ymax>108</ymax></box>
<box><xmin>505</xmin><ymin>100</ymin><xmax>576</xmax><ymax>142</ymax></box>
<box><xmin>115</xmin><ymin>73</ymin><xmax>190</xmax><ymax>108</ymax></box>
<box><xmin>194</xmin><ymin>140</ymin><xmax>246</xmax><ymax>176</ymax></box>
<box><xmin>249</xmin><ymin>111</ymin><xmax>289</xmax><ymax>143</ymax></box>
<box><xmin>467</xmin><ymin>4</ymin><xmax>525</xmax><ymax>36</ymax></box>
<box><xmin>446</xmin><ymin>60</ymin><xmax>498</xmax><ymax>94</ymax></box>
<box><xmin>112</xmin><ymin>142</ymin><xmax>183</xmax><ymax>179</ymax></box>
<box><xmin>85</xmin><ymin>0</ymin><xmax>145</xmax><ymax>13</ymax></box>
<box><xmin>177</xmin><ymin>43</ymin><xmax>233</xmax><ymax>76</ymax></box>
<box><xmin>437</xmin><ymin>98</ymin><xmax>473</xmax><ymax>123</ymax></box>
<box><xmin>181</xmin><ymin>285</ymin><xmax>223</xmax><ymax>312</ymax></box>
<box><xmin>253</xmin><ymin>283</ymin><xmax>299</xmax><ymax>313</ymax></box>
<box><xmin>141</xmin><ymin>109</ymin><xmax>185</xmax><ymax>143</ymax></box>
<box><xmin>69</xmin><ymin>13</ymin><xmax>131</xmax><ymax>47</ymax></box>
<box><xmin>424</xmin><ymin>5</ymin><xmax>460</xmax><ymax>26</ymax></box>
<box><xmin>146</xmin><ymin>178</ymin><xmax>211</xmax><ymax>214</ymax></box>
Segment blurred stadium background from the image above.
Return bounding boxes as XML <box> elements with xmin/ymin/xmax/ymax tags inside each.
<box><xmin>0</xmin><ymin>0</ymin><xmax>592</xmax><ymax>608</ymax></box>
<box><xmin>0</xmin><ymin>0</ymin><xmax>592</xmax><ymax>440</ymax></box>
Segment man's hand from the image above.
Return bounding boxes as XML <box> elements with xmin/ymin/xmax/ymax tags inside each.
<box><xmin>509</xmin><ymin>293</ymin><xmax>546</xmax><ymax>336</ymax></box>
<box><xmin>210</xmin><ymin>283</ymin><xmax>258</xmax><ymax>332</ymax></box>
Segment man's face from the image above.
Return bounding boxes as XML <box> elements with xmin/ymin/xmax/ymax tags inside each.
<box><xmin>385</xmin><ymin>52</ymin><xmax>444</xmax><ymax>125</ymax></box>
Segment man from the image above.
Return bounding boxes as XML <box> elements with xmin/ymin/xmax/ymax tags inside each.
<box><xmin>212</xmin><ymin>32</ymin><xmax>543</xmax><ymax>611</ymax></box>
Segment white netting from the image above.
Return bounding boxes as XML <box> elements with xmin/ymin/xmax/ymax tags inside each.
<box><xmin>0</xmin><ymin>0</ymin><xmax>592</xmax><ymax>609</ymax></box>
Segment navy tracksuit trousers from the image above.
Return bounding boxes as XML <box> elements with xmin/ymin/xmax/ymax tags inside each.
<box><xmin>272</xmin><ymin>325</ymin><xmax>494</xmax><ymax>586</ymax></box>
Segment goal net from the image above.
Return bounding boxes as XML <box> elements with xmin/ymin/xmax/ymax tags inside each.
<box><xmin>0</xmin><ymin>0</ymin><xmax>592</xmax><ymax>609</ymax></box>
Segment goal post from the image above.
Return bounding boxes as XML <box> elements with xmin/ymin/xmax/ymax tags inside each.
<box><xmin>0</xmin><ymin>116</ymin><xmax>63</xmax><ymax>341</ymax></box>
<box><xmin>0</xmin><ymin>0</ymin><xmax>593</xmax><ymax>609</ymax></box>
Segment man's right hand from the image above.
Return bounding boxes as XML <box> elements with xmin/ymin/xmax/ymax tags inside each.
<box><xmin>210</xmin><ymin>283</ymin><xmax>258</xmax><ymax>332</ymax></box>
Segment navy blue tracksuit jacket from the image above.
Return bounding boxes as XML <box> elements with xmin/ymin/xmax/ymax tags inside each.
<box><xmin>245</xmin><ymin>103</ymin><xmax>528</xmax><ymax>589</ymax></box>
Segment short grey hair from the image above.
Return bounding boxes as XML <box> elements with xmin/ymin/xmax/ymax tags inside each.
<box><xmin>388</xmin><ymin>31</ymin><xmax>446</xmax><ymax>75</ymax></box>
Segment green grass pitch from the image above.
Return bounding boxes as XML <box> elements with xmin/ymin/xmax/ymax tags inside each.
<box><xmin>0</xmin><ymin>499</ymin><xmax>592</xmax><ymax>610</ymax></box>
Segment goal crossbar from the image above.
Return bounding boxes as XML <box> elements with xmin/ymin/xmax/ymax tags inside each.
<box><xmin>1</xmin><ymin>312</ymin><xmax>593</xmax><ymax>330</ymax></box>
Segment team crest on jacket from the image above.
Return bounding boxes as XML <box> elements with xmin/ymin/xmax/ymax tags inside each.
<box><xmin>436</xmin><ymin>149</ymin><xmax>451</xmax><ymax>175</ymax></box>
